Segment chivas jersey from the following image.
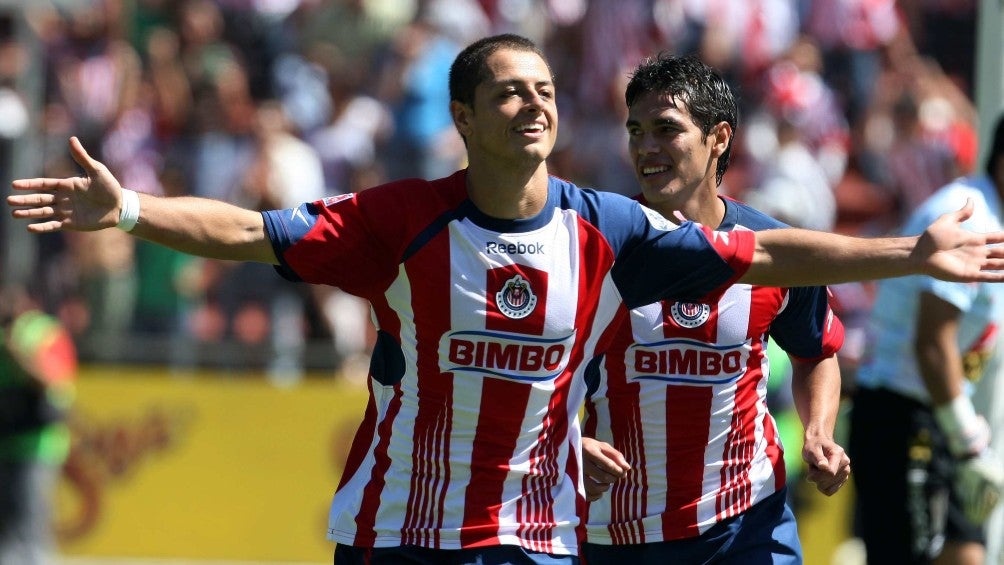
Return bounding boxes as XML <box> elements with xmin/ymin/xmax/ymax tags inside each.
<box><xmin>581</xmin><ymin>197</ymin><xmax>844</xmax><ymax>544</ymax></box>
<box><xmin>261</xmin><ymin>171</ymin><xmax>754</xmax><ymax>554</ymax></box>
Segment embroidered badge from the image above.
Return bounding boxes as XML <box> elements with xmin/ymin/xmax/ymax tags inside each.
<box><xmin>496</xmin><ymin>274</ymin><xmax>538</xmax><ymax>319</ymax></box>
<box><xmin>670</xmin><ymin>302</ymin><xmax>711</xmax><ymax>328</ymax></box>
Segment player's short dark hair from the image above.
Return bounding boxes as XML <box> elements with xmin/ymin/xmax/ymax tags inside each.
<box><xmin>625</xmin><ymin>54</ymin><xmax>739</xmax><ymax>186</ymax></box>
<box><xmin>449</xmin><ymin>34</ymin><xmax>551</xmax><ymax>107</ymax></box>
<box><xmin>986</xmin><ymin>112</ymin><xmax>1004</xmax><ymax>178</ymax></box>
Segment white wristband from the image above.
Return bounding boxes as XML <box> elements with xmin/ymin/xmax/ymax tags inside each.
<box><xmin>117</xmin><ymin>188</ymin><xmax>140</xmax><ymax>232</ymax></box>
<box><xmin>934</xmin><ymin>394</ymin><xmax>987</xmax><ymax>457</ymax></box>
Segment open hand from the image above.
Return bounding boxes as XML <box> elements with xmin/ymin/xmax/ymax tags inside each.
<box><xmin>7</xmin><ymin>137</ymin><xmax>123</xmax><ymax>233</ymax></box>
<box><xmin>915</xmin><ymin>200</ymin><xmax>1004</xmax><ymax>282</ymax></box>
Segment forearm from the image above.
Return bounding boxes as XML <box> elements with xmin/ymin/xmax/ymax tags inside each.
<box><xmin>791</xmin><ymin>355</ymin><xmax>842</xmax><ymax>441</ymax></box>
<box><xmin>131</xmin><ymin>192</ymin><xmax>277</xmax><ymax>264</ymax></box>
<box><xmin>915</xmin><ymin>332</ymin><xmax>965</xmax><ymax>406</ymax></box>
<box><xmin>743</xmin><ymin>229</ymin><xmax>919</xmax><ymax>287</ymax></box>
<box><xmin>915</xmin><ymin>292</ymin><xmax>965</xmax><ymax>406</ymax></box>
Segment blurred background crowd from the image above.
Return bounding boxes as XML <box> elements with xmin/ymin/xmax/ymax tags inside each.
<box><xmin>0</xmin><ymin>0</ymin><xmax>982</xmax><ymax>382</ymax></box>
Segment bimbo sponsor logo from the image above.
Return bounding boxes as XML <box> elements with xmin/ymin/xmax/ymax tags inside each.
<box><xmin>440</xmin><ymin>330</ymin><xmax>574</xmax><ymax>382</ymax></box>
<box><xmin>627</xmin><ymin>338</ymin><xmax>749</xmax><ymax>385</ymax></box>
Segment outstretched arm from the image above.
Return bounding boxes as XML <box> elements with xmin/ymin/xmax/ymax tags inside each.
<box><xmin>790</xmin><ymin>354</ymin><xmax>850</xmax><ymax>497</ymax></box>
<box><xmin>741</xmin><ymin>201</ymin><xmax>1004</xmax><ymax>287</ymax></box>
<box><xmin>7</xmin><ymin>137</ymin><xmax>277</xmax><ymax>264</ymax></box>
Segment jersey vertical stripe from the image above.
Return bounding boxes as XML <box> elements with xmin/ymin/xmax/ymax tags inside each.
<box><xmin>405</xmin><ymin>230</ymin><xmax>453</xmax><ymax>546</ymax></box>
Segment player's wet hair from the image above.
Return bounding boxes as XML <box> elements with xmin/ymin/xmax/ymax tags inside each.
<box><xmin>626</xmin><ymin>54</ymin><xmax>739</xmax><ymax>186</ymax></box>
<box><xmin>449</xmin><ymin>34</ymin><xmax>551</xmax><ymax>107</ymax></box>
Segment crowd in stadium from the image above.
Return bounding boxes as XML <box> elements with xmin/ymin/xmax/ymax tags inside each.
<box><xmin>0</xmin><ymin>0</ymin><xmax>979</xmax><ymax>376</ymax></box>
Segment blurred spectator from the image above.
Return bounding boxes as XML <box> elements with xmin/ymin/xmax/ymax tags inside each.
<box><xmin>0</xmin><ymin>284</ymin><xmax>77</xmax><ymax>565</ymax></box>
<box><xmin>69</xmin><ymin>227</ymin><xmax>137</xmax><ymax>361</ymax></box>
<box><xmin>145</xmin><ymin>25</ymin><xmax>194</xmax><ymax>144</ymax></box>
<box><xmin>899</xmin><ymin>0</ymin><xmax>977</xmax><ymax>96</ymax></box>
<box><xmin>291</xmin><ymin>0</ymin><xmax>410</xmax><ymax>72</ymax></box>
<box><xmin>42</xmin><ymin>0</ymin><xmax>142</xmax><ymax>151</ymax></box>
<box><xmin>804</xmin><ymin>0</ymin><xmax>902</xmax><ymax>123</ymax></box>
<box><xmin>376</xmin><ymin>9</ymin><xmax>467</xmax><ymax>180</ymax></box>
<box><xmin>177</xmin><ymin>0</ymin><xmax>239</xmax><ymax>98</ymax></box>
<box><xmin>742</xmin><ymin>57</ymin><xmax>846</xmax><ymax>232</ymax></box>
<box><xmin>131</xmin><ymin>165</ymin><xmax>201</xmax><ymax>339</ymax></box>
<box><xmin>884</xmin><ymin>92</ymin><xmax>960</xmax><ymax>220</ymax></box>
<box><xmin>189</xmin><ymin>59</ymin><xmax>256</xmax><ymax>202</ymax></box>
<box><xmin>757</xmin><ymin>55</ymin><xmax>850</xmax><ymax>187</ymax></box>
<box><xmin>307</xmin><ymin>42</ymin><xmax>392</xmax><ymax>195</ymax></box>
<box><xmin>744</xmin><ymin>139</ymin><xmax>836</xmax><ymax>233</ymax></box>
<box><xmin>244</xmin><ymin>99</ymin><xmax>325</xmax><ymax>209</ymax></box>
<box><xmin>682</xmin><ymin>0</ymin><xmax>801</xmax><ymax>89</ymax></box>
<box><xmin>0</xmin><ymin>22</ymin><xmax>30</xmax><ymax>143</ymax></box>
<box><xmin>270</xmin><ymin>49</ymin><xmax>331</xmax><ymax>136</ymax></box>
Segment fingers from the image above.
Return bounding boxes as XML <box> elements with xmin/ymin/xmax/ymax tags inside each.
<box><xmin>584</xmin><ymin>476</ymin><xmax>612</xmax><ymax>502</ymax></box>
<box><xmin>803</xmin><ymin>441</ymin><xmax>851</xmax><ymax>496</ymax></box>
<box><xmin>805</xmin><ymin>462</ymin><xmax>851</xmax><ymax>496</ymax></box>
<box><xmin>68</xmin><ymin>136</ymin><xmax>99</xmax><ymax>174</ymax></box>
<box><xmin>583</xmin><ymin>455</ymin><xmax>624</xmax><ymax>502</ymax></box>
<box><xmin>956</xmin><ymin>198</ymin><xmax>974</xmax><ymax>220</ymax></box>
<box><xmin>804</xmin><ymin>456</ymin><xmax>851</xmax><ymax>496</ymax></box>
<box><xmin>974</xmin><ymin>266</ymin><xmax>1004</xmax><ymax>281</ymax></box>
<box><xmin>983</xmin><ymin>231</ymin><xmax>1004</xmax><ymax>245</ymax></box>
<box><xmin>10</xmin><ymin>205</ymin><xmax>56</xmax><ymax>219</ymax></box>
<box><xmin>584</xmin><ymin>453</ymin><xmax>626</xmax><ymax>483</ymax></box>
<box><xmin>942</xmin><ymin>198</ymin><xmax>975</xmax><ymax>224</ymax></box>
<box><xmin>10</xmin><ymin>202</ymin><xmax>65</xmax><ymax>232</ymax></box>
<box><xmin>582</xmin><ymin>439</ymin><xmax>630</xmax><ymax>480</ymax></box>
<box><xmin>581</xmin><ymin>438</ymin><xmax>631</xmax><ymax>503</ymax></box>
<box><xmin>25</xmin><ymin>219</ymin><xmax>66</xmax><ymax>233</ymax></box>
<box><xmin>11</xmin><ymin>177</ymin><xmax>75</xmax><ymax>192</ymax></box>
<box><xmin>8</xmin><ymin>191</ymin><xmax>58</xmax><ymax>207</ymax></box>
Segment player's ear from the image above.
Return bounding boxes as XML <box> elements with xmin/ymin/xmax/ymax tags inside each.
<box><xmin>710</xmin><ymin>121</ymin><xmax>732</xmax><ymax>159</ymax></box>
<box><xmin>451</xmin><ymin>100</ymin><xmax>474</xmax><ymax>138</ymax></box>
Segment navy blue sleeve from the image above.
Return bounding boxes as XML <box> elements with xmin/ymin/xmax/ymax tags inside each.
<box><xmin>559</xmin><ymin>185</ymin><xmax>750</xmax><ymax>309</ymax></box>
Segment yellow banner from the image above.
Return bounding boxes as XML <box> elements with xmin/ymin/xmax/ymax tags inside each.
<box><xmin>55</xmin><ymin>366</ymin><xmax>855</xmax><ymax>563</ymax></box>
<box><xmin>56</xmin><ymin>366</ymin><xmax>369</xmax><ymax>563</ymax></box>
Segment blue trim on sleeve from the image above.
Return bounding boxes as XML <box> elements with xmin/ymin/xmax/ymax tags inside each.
<box><xmin>262</xmin><ymin>204</ymin><xmax>321</xmax><ymax>282</ymax></box>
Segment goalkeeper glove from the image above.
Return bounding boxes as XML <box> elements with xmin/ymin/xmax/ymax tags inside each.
<box><xmin>955</xmin><ymin>449</ymin><xmax>1004</xmax><ymax>524</ymax></box>
<box><xmin>935</xmin><ymin>395</ymin><xmax>1004</xmax><ymax>524</ymax></box>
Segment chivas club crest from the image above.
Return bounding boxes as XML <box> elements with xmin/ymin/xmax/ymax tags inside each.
<box><xmin>670</xmin><ymin>301</ymin><xmax>711</xmax><ymax>328</ymax></box>
<box><xmin>496</xmin><ymin>274</ymin><xmax>538</xmax><ymax>319</ymax></box>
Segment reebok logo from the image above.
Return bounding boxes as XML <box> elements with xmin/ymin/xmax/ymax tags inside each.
<box><xmin>485</xmin><ymin>241</ymin><xmax>545</xmax><ymax>255</ymax></box>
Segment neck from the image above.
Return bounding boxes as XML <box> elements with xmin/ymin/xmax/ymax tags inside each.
<box><xmin>648</xmin><ymin>190</ymin><xmax>726</xmax><ymax>228</ymax></box>
<box><xmin>465</xmin><ymin>156</ymin><xmax>551</xmax><ymax>219</ymax></box>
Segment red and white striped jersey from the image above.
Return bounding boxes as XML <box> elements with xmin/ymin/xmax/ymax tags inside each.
<box><xmin>261</xmin><ymin>171</ymin><xmax>755</xmax><ymax>554</ymax></box>
<box><xmin>582</xmin><ymin>197</ymin><xmax>844</xmax><ymax>544</ymax></box>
